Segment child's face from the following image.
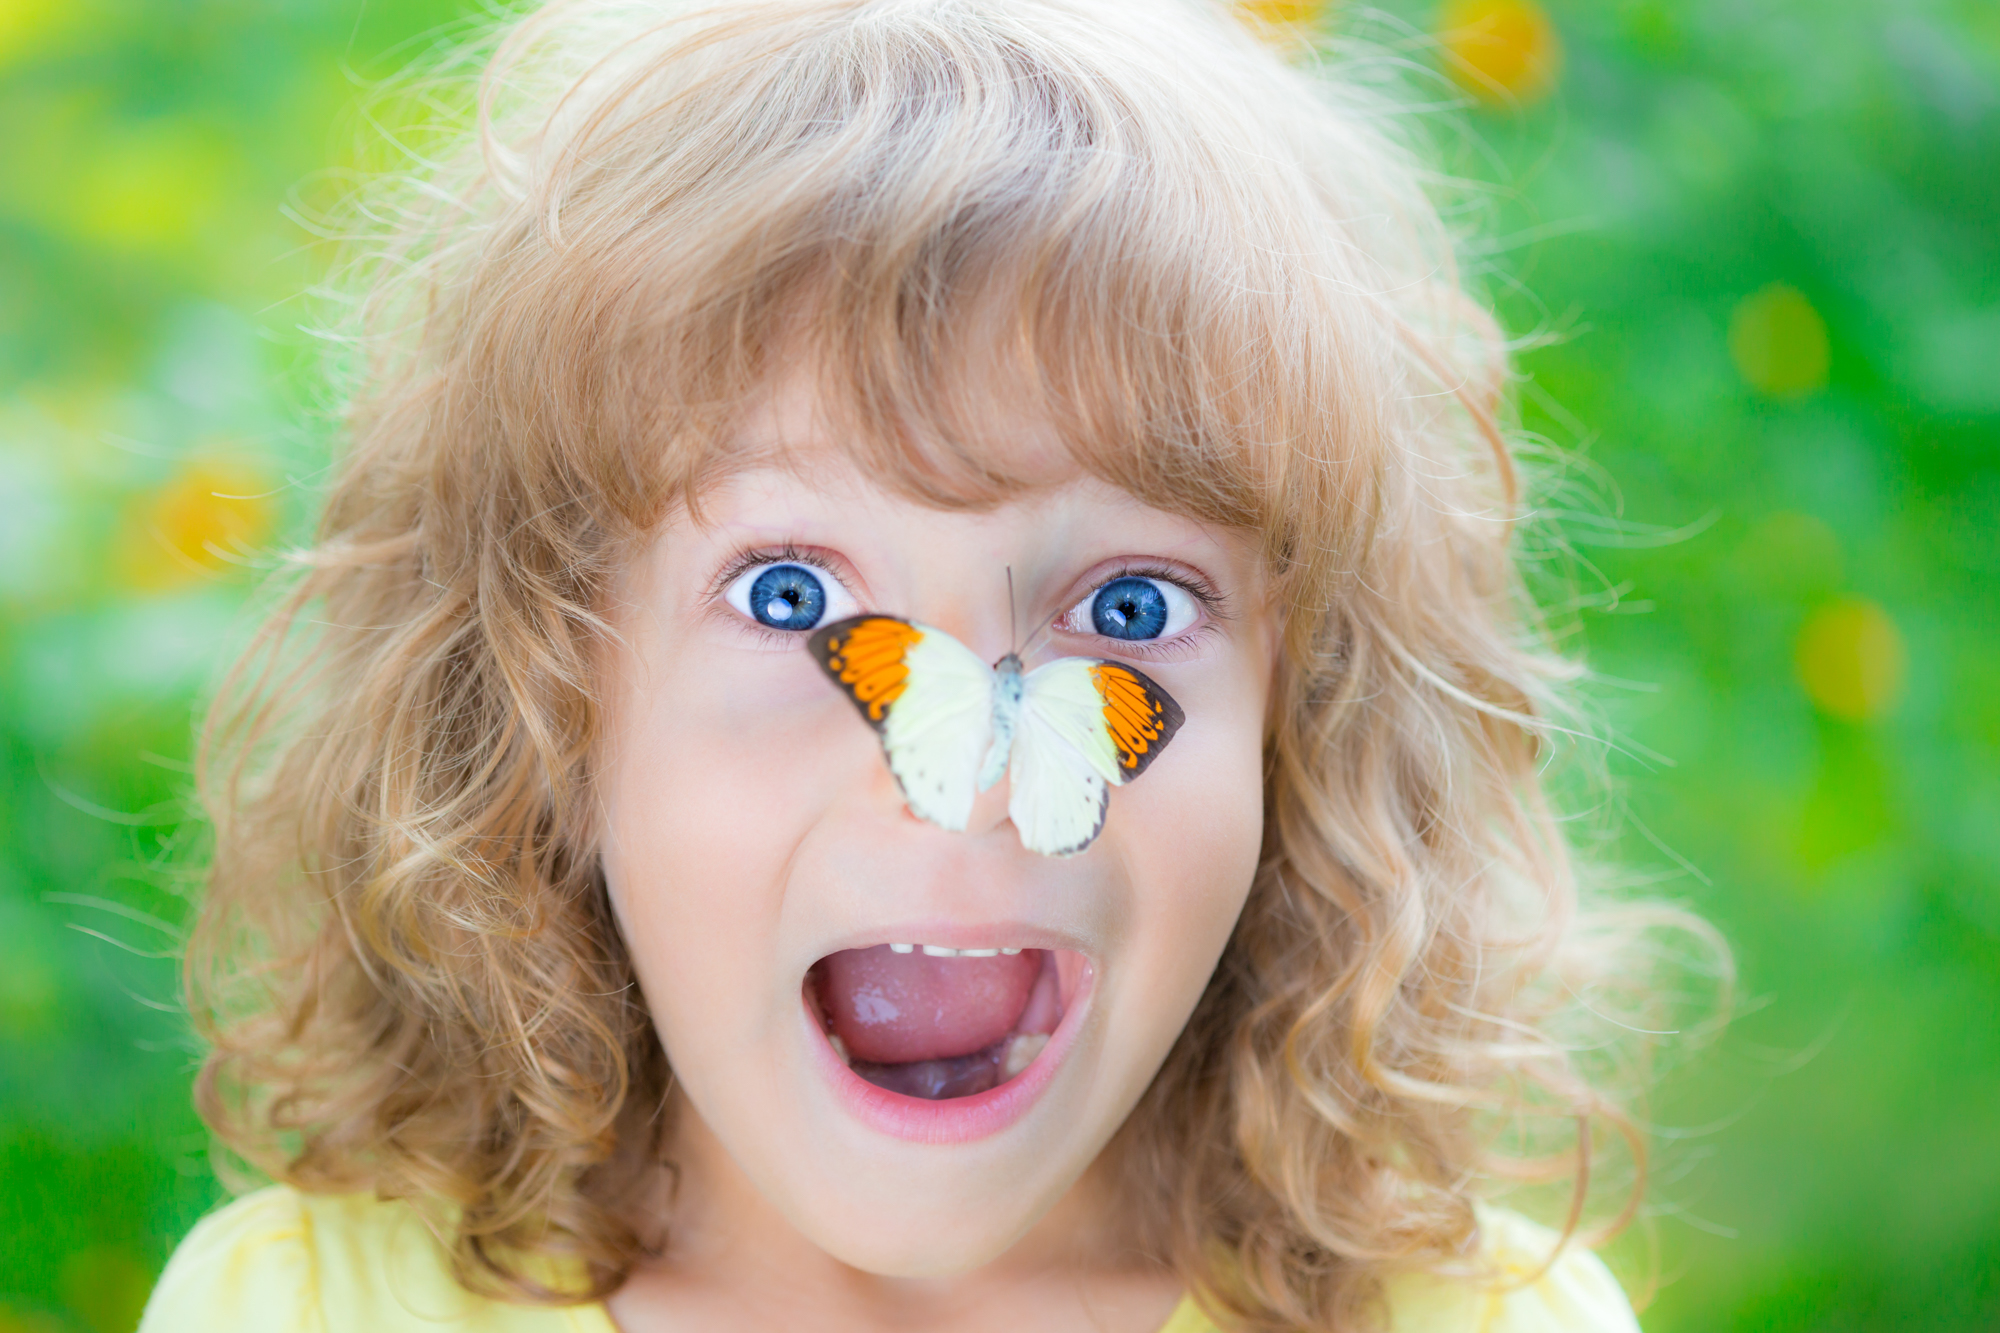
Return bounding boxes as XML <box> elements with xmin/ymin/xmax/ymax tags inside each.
<box><xmin>597</xmin><ymin>388</ymin><xmax>1276</xmax><ymax>1277</ymax></box>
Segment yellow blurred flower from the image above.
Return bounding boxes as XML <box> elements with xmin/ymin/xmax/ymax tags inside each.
<box><xmin>1438</xmin><ymin>0</ymin><xmax>1563</xmax><ymax>105</ymax></box>
<box><xmin>1239</xmin><ymin>0</ymin><xmax>1325</xmax><ymax>26</ymax></box>
<box><xmin>72</xmin><ymin>121</ymin><xmax>233</xmax><ymax>254</ymax></box>
<box><xmin>1236</xmin><ymin>0</ymin><xmax>1329</xmax><ymax>45</ymax></box>
<box><xmin>0</xmin><ymin>0</ymin><xmax>71</xmax><ymax>71</ymax></box>
<box><xmin>115</xmin><ymin>460</ymin><xmax>276</xmax><ymax>592</ymax></box>
<box><xmin>1729</xmin><ymin>282</ymin><xmax>1830</xmax><ymax>397</ymax></box>
<box><xmin>1796</xmin><ymin>597</ymin><xmax>1907</xmax><ymax>722</ymax></box>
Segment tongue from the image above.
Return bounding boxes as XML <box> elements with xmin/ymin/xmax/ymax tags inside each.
<box><xmin>816</xmin><ymin>946</ymin><xmax>1040</xmax><ymax>1065</ymax></box>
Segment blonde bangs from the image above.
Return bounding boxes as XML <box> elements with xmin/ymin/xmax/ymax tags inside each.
<box><xmin>406</xmin><ymin>0</ymin><xmax>1418</xmax><ymax>562</ymax></box>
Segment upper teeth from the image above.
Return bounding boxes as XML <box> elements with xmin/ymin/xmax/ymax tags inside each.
<box><xmin>887</xmin><ymin>943</ymin><xmax>1022</xmax><ymax>957</ymax></box>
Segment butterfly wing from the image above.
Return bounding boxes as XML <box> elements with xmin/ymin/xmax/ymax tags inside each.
<box><xmin>1009</xmin><ymin>658</ymin><xmax>1183</xmax><ymax>857</ymax></box>
<box><xmin>810</xmin><ymin>615</ymin><xmax>993</xmax><ymax>831</ymax></box>
<box><xmin>1087</xmin><ymin>660</ymin><xmax>1184</xmax><ymax>781</ymax></box>
<box><xmin>1009</xmin><ymin>660</ymin><xmax>1114</xmax><ymax>857</ymax></box>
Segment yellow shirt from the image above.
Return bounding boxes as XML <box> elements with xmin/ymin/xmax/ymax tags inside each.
<box><xmin>140</xmin><ymin>1187</ymin><xmax>1640</xmax><ymax>1332</ymax></box>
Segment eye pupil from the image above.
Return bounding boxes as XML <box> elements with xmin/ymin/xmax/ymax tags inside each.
<box><xmin>749</xmin><ymin>564</ymin><xmax>827</xmax><ymax>630</ymax></box>
<box><xmin>1091</xmin><ymin>577</ymin><xmax>1169</xmax><ymax>641</ymax></box>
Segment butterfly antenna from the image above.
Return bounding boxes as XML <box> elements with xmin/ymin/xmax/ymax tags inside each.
<box><xmin>1013</xmin><ymin>568</ymin><xmax>1063</xmax><ymax>663</ymax></box>
<box><xmin>1004</xmin><ymin>565</ymin><xmax>1059</xmax><ymax>662</ymax></box>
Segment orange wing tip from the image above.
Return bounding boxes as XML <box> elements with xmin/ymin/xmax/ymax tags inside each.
<box><xmin>809</xmin><ymin>616</ymin><xmax>923</xmax><ymax>729</ymax></box>
<box><xmin>1088</xmin><ymin>662</ymin><xmax>1185</xmax><ymax>779</ymax></box>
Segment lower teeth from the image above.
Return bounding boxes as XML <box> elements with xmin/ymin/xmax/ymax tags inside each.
<box><xmin>1001</xmin><ymin>1032</ymin><xmax>1048</xmax><ymax>1077</ymax></box>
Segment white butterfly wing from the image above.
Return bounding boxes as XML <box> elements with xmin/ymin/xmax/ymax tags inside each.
<box><xmin>879</xmin><ymin>625</ymin><xmax>995</xmax><ymax>831</ymax></box>
<box><xmin>813</xmin><ymin>619</ymin><xmax>1183</xmax><ymax>856</ymax></box>
<box><xmin>1008</xmin><ymin>659</ymin><xmax>1120</xmax><ymax>857</ymax></box>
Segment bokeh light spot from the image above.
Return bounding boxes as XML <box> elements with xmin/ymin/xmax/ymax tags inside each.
<box><xmin>1735</xmin><ymin>510</ymin><xmax>1844</xmax><ymax>597</ymax></box>
<box><xmin>0</xmin><ymin>0</ymin><xmax>68</xmax><ymax>70</ymax></box>
<box><xmin>1239</xmin><ymin>0</ymin><xmax>1324</xmax><ymax>25</ymax></box>
<box><xmin>1438</xmin><ymin>0</ymin><xmax>1563</xmax><ymax>104</ymax></box>
<box><xmin>115</xmin><ymin>461</ymin><xmax>276</xmax><ymax>593</ymax></box>
<box><xmin>1729</xmin><ymin>282</ymin><xmax>1830</xmax><ymax>397</ymax></box>
<box><xmin>1796</xmin><ymin>597</ymin><xmax>1907</xmax><ymax>722</ymax></box>
<box><xmin>72</xmin><ymin>123</ymin><xmax>231</xmax><ymax>254</ymax></box>
<box><xmin>1236</xmin><ymin>0</ymin><xmax>1328</xmax><ymax>45</ymax></box>
<box><xmin>58</xmin><ymin>1247</ymin><xmax>153</xmax><ymax>1333</ymax></box>
<box><xmin>0</xmin><ymin>950</ymin><xmax>58</xmax><ymax>1036</ymax></box>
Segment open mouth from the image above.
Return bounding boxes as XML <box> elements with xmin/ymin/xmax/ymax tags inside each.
<box><xmin>806</xmin><ymin>944</ymin><xmax>1083</xmax><ymax>1100</ymax></box>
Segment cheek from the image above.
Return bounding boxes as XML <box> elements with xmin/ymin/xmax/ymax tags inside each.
<box><xmin>1124</xmin><ymin>705</ymin><xmax>1264</xmax><ymax>917</ymax></box>
<box><xmin>1102</xmin><ymin>655</ymin><xmax>1268</xmax><ymax>1027</ymax></box>
<box><xmin>597</xmin><ymin>642</ymin><xmax>862</xmax><ymax>1019</ymax></box>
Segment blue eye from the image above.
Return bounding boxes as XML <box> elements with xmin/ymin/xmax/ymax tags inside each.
<box><xmin>747</xmin><ymin>563</ymin><xmax>828</xmax><ymax>629</ymax></box>
<box><xmin>723</xmin><ymin>557</ymin><xmax>859</xmax><ymax>635</ymax></box>
<box><xmin>1090</xmin><ymin>577</ymin><xmax>1171</xmax><ymax>640</ymax></box>
<box><xmin>1058</xmin><ymin>573</ymin><xmax>1200</xmax><ymax>643</ymax></box>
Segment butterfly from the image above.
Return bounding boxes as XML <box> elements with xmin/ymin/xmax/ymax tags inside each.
<box><xmin>808</xmin><ymin>615</ymin><xmax>1185</xmax><ymax>857</ymax></box>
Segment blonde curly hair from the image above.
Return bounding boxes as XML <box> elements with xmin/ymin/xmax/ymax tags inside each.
<box><xmin>191</xmin><ymin>1</ymin><xmax>1718</xmax><ymax>1327</ymax></box>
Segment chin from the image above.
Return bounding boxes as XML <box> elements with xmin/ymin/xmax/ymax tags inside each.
<box><xmin>787</xmin><ymin>1185</ymin><xmax>1058</xmax><ymax>1278</ymax></box>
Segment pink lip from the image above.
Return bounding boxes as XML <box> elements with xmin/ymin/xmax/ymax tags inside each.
<box><xmin>801</xmin><ymin>958</ymin><xmax>1095</xmax><ymax>1145</ymax></box>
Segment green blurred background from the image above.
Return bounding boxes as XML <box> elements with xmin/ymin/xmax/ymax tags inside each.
<box><xmin>0</xmin><ymin>0</ymin><xmax>1994</xmax><ymax>1329</ymax></box>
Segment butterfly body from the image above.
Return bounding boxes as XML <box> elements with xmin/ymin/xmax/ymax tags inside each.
<box><xmin>810</xmin><ymin>616</ymin><xmax>1183</xmax><ymax>857</ymax></box>
<box><xmin>977</xmin><ymin>654</ymin><xmax>1025</xmax><ymax>792</ymax></box>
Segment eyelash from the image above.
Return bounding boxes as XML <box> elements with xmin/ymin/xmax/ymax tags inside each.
<box><xmin>709</xmin><ymin>543</ymin><xmax>835</xmax><ymax>597</ymax></box>
<box><xmin>708</xmin><ymin>544</ymin><xmax>854</xmax><ymax>648</ymax></box>
<box><xmin>1061</xmin><ymin>562</ymin><xmax>1224</xmax><ymax>659</ymax></box>
<box><xmin>706</xmin><ymin>548</ymin><xmax>1223</xmax><ymax>655</ymax></box>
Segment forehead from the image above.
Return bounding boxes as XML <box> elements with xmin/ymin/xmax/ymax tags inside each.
<box><xmin>671</xmin><ymin>375</ymin><xmax>1253</xmax><ymax>582</ymax></box>
<box><xmin>687</xmin><ymin>454</ymin><xmax>1240</xmax><ymax>580</ymax></box>
<box><xmin>695</xmin><ymin>459</ymin><xmax>1201</xmax><ymax>539</ymax></box>
<box><xmin>716</xmin><ymin>362</ymin><xmax>1084</xmax><ymax>503</ymax></box>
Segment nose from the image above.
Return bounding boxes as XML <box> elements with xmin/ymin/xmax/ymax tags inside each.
<box><xmin>961</xmin><ymin>770</ymin><xmax>1015</xmax><ymax>842</ymax></box>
